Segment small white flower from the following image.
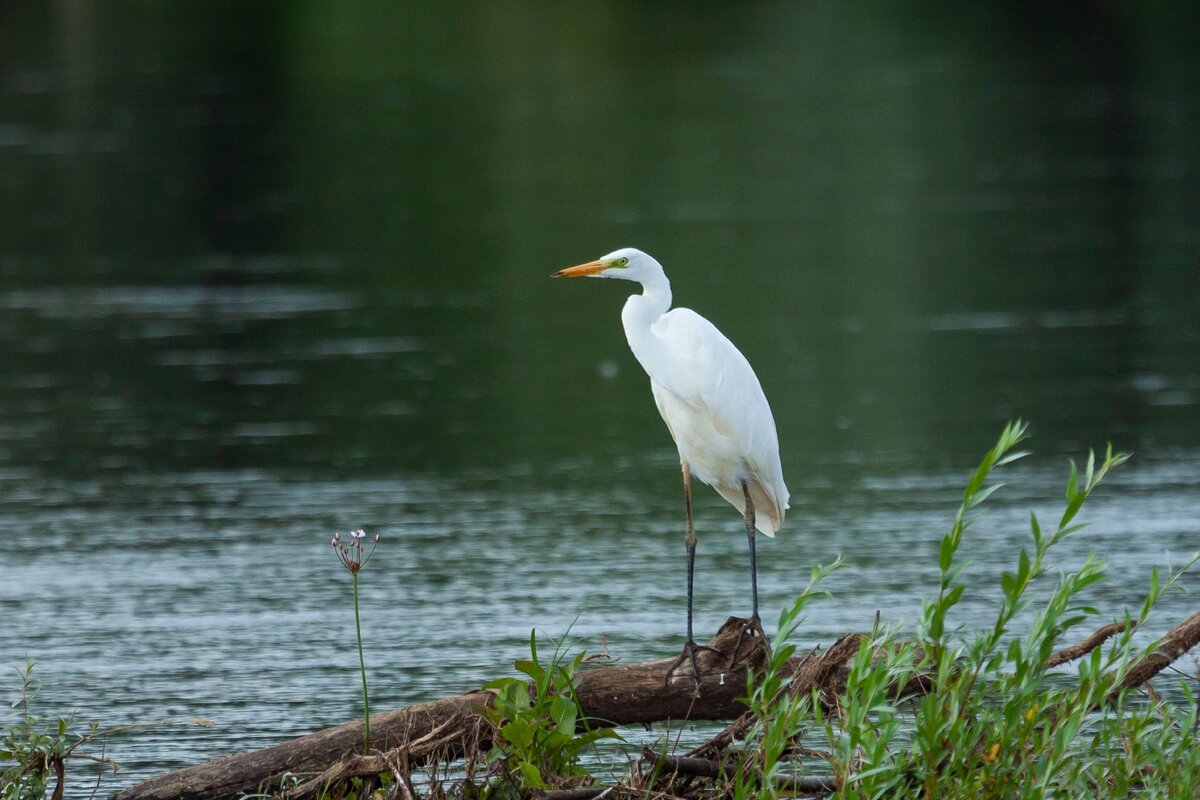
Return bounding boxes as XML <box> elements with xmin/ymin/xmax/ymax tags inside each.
<box><xmin>351</xmin><ymin>530</ymin><xmax>366</xmax><ymax>540</ymax></box>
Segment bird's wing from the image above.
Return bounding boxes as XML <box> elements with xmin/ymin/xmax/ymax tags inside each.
<box><xmin>651</xmin><ymin>308</ymin><xmax>789</xmax><ymax>520</ymax></box>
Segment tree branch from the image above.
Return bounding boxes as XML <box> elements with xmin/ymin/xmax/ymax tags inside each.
<box><xmin>1113</xmin><ymin>611</ymin><xmax>1200</xmax><ymax>696</ymax></box>
<box><xmin>1045</xmin><ymin>621</ymin><xmax>1135</xmax><ymax>668</ymax></box>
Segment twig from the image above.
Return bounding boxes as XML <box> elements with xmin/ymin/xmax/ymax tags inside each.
<box><xmin>538</xmin><ymin>788</ymin><xmax>612</xmax><ymax>800</ymax></box>
<box><xmin>285</xmin><ymin>715</ymin><xmax>466</xmax><ymax>800</ymax></box>
<box><xmin>85</xmin><ymin>740</ymin><xmax>107</xmax><ymax>800</ymax></box>
<box><xmin>381</xmin><ymin>749</ymin><xmax>416</xmax><ymax>800</ymax></box>
<box><xmin>1045</xmin><ymin>621</ymin><xmax>1135</xmax><ymax>668</ymax></box>
<box><xmin>655</xmin><ymin>754</ymin><xmax>838</xmax><ymax>796</ymax></box>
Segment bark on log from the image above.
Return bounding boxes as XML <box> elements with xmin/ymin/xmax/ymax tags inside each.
<box><xmin>112</xmin><ymin>693</ymin><xmax>493</xmax><ymax>800</ymax></box>
<box><xmin>685</xmin><ymin>632</ymin><xmax>869</xmax><ymax>762</ymax></box>
<box><xmin>283</xmin><ymin>715</ymin><xmax>468</xmax><ymax>800</ymax></box>
<box><xmin>1114</xmin><ymin>611</ymin><xmax>1200</xmax><ymax>695</ymax></box>
<box><xmin>572</xmin><ymin>617</ymin><xmax>768</xmax><ymax>726</ymax></box>
<box><xmin>1045</xmin><ymin>620</ymin><xmax>1135</xmax><ymax>668</ymax></box>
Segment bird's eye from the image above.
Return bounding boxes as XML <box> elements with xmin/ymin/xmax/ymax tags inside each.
<box><xmin>616</xmin><ymin>258</ymin><xmax>629</xmax><ymax>267</ymax></box>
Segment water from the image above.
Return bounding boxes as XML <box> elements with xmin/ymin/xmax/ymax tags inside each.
<box><xmin>1</xmin><ymin>3</ymin><xmax>1198</xmax><ymax>796</ymax></box>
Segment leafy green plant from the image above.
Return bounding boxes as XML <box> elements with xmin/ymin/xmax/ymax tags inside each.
<box><xmin>711</xmin><ymin>423</ymin><xmax>1200</xmax><ymax>800</ymax></box>
<box><xmin>729</xmin><ymin>558</ymin><xmax>843</xmax><ymax>800</ymax></box>
<box><xmin>902</xmin><ymin>428</ymin><xmax>1136</xmax><ymax>797</ymax></box>
<box><xmin>2</xmin><ymin>660</ymin><xmax>75</xmax><ymax>800</ymax></box>
<box><xmin>821</xmin><ymin>424</ymin><xmax>1199</xmax><ymax>798</ymax></box>
<box><xmin>2</xmin><ymin>661</ymin><xmax>196</xmax><ymax>800</ymax></box>
<box><xmin>481</xmin><ymin>631</ymin><xmax>619</xmax><ymax>795</ymax></box>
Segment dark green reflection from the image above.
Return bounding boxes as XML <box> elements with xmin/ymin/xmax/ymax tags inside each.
<box><xmin>0</xmin><ymin>2</ymin><xmax>1197</xmax><ymax>477</ymax></box>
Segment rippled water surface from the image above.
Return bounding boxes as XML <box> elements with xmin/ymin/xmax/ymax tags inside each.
<box><xmin>2</xmin><ymin>3</ymin><xmax>1199</xmax><ymax>796</ymax></box>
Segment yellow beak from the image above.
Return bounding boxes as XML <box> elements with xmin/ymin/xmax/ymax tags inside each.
<box><xmin>550</xmin><ymin>260</ymin><xmax>608</xmax><ymax>278</ymax></box>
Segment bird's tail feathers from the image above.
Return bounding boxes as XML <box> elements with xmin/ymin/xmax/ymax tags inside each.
<box><xmin>716</xmin><ymin>477</ymin><xmax>784</xmax><ymax>537</ymax></box>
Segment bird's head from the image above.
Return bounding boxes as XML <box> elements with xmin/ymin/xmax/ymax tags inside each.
<box><xmin>551</xmin><ymin>248</ymin><xmax>664</xmax><ymax>283</ymax></box>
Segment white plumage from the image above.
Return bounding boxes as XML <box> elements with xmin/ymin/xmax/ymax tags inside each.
<box><xmin>553</xmin><ymin>247</ymin><xmax>789</xmax><ymax>680</ymax></box>
<box><xmin>641</xmin><ymin>306</ymin><xmax>789</xmax><ymax>536</ymax></box>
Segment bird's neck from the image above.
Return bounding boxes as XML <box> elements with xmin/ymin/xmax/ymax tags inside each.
<box><xmin>620</xmin><ymin>274</ymin><xmax>672</xmax><ymax>371</ymax></box>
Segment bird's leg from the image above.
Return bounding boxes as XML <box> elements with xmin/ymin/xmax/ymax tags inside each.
<box><xmin>729</xmin><ymin>481</ymin><xmax>768</xmax><ymax>667</ymax></box>
<box><xmin>666</xmin><ymin>462</ymin><xmax>719</xmax><ymax>691</ymax></box>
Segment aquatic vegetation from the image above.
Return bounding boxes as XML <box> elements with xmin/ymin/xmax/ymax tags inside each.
<box><xmin>478</xmin><ymin>630</ymin><xmax>620</xmax><ymax>798</ymax></box>
<box><xmin>331</xmin><ymin>530</ymin><xmax>380</xmax><ymax>753</ymax></box>
<box><xmin>1</xmin><ymin>660</ymin><xmax>75</xmax><ymax>800</ymax></box>
<box><xmin>1</xmin><ymin>662</ymin><xmax>207</xmax><ymax>800</ymax></box>
<box><xmin>643</xmin><ymin>422</ymin><xmax>1200</xmax><ymax>799</ymax></box>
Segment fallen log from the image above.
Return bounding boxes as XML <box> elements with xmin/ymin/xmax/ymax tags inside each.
<box><xmin>112</xmin><ymin>619</ymin><xmax>767</xmax><ymax>800</ymax></box>
<box><xmin>113</xmin><ymin>612</ymin><xmax>1200</xmax><ymax>800</ymax></box>
<box><xmin>112</xmin><ymin>692</ymin><xmax>493</xmax><ymax>800</ymax></box>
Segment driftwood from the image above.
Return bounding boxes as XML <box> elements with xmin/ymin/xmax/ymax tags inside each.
<box><xmin>684</xmin><ymin>631</ymin><xmax>869</xmax><ymax>762</ymax></box>
<box><xmin>113</xmin><ymin>619</ymin><xmax>767</xmax><ymax>800</ymax></box>
<box><xmin>112</xmin><ymin>693</ymin><xmax>493</xmax><ymax>800</ymax></box>
<box><xmin>1115</xmin><ymin>611</ymin><xmax>1200</xmax><ymax>695</ymax></box>
<box><xmin>113</xmin><ymin>612</ymin><xmax>1200</xmax><ymax>800</ymax></box>
<box><xmin>282</xmin><ymin>715</ymin><xmax>469</xmax><ymax>800</ymax></box>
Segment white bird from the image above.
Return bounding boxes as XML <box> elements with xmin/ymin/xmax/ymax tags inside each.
<box><xmin>552</xmin><ymin>247</ymin><xmax>789</xmax><ymax>684</ymax></box>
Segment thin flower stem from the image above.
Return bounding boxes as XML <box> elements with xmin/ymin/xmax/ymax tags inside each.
<box><xmin>353</xmin><ymin>571</ymin><xmax>370</xmax><ymax>752</ymax></box>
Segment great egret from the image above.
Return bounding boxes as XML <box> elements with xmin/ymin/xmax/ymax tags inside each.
<box><xmin>552</xmin><ymin>248</ymin><xmax>789</xmax><ymax>685</ymax></box>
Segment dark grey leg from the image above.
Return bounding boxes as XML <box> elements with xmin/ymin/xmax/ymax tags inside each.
<box><xmin>744</xmin><ymin>481</ymin><xmax>759</xmax><ymax>621</ymax></box>
<box><xmin>666</xmin><ymin>461</ymin><xmax>718</xmax><ymax>691</ymax></box>
<box><xmin>685</xmin><ymin>463</ymin><xmax>698</xmax><ymax>642</ymax></box>
<box><xmin>729</xmin><ymin>481</ymin><xmax>768</xmax><ymax>666</ymax></box>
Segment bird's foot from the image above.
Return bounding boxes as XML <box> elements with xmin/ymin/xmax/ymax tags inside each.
<box><xmin>726</xmin><ymin>614</ymin><xmax>769</xmax><ymax>668</ymax></box>
<box><xmin>664</xmin><ymin>639</ymin><xmax>722</xmax><ymax>692</ymax></box>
